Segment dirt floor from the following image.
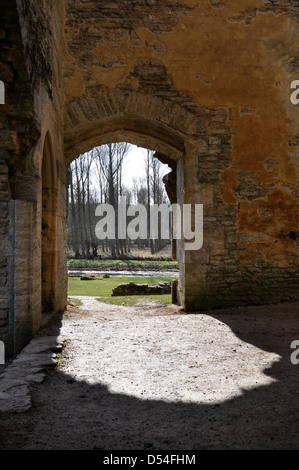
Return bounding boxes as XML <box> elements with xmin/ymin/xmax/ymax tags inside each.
<box><xmin>0</xmin><ymin>298</ymin><xmax>298</xmax><ymax>450</ymax></box>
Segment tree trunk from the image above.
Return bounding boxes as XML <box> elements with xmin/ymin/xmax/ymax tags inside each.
<box><xmin>69</xmin><ymin>168</ymin><xmax>80</xmax><ymax>258</ymax></box>
<box><xmin>74</xmin><ymin>159</ymin><xmax>85</xmax><ymax>258</ymax></box>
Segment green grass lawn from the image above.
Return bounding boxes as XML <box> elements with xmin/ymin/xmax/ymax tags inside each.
<box><xmin>68</xmin><ymin>275</ymin><xmax>177</xmax><ymax>307</ymax></box>
<box><xmin>68</xmin><ymin>259</ymin><xmax>178</xmax><ymax>271</ymax></box>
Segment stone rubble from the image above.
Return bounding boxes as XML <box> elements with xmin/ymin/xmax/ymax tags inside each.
<box><xmin>112</xmin><ymin>281</ymin><xmax>172</xmax><ymax>296</ymax></box>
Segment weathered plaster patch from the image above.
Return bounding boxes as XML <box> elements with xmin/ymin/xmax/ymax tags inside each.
<box><xmin>68</xmin><ymin>73</ymin><xmax>87</xmax><ymax>99</ymax></box>
<box><xmin>237</xmin><ymin>188</ymin><xmax>299</xmax><ymax>265</ymax></box>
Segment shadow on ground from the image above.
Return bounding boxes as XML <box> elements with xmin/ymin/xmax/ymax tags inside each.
<box><xmin>0</xmin><ymin>302</ymin><xmax>298</xmax><ymax>450</ymax></box>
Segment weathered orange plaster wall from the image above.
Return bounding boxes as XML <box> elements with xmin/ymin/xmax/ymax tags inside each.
<box><xmin>65</xmin><ymin>1</ymin><xmax>298</xmax><ymax>268</ymax></box>
<box><xmin>62</xmin><ymin>0</ymin><xmax>299</xmax><ymax>309</ymax></box>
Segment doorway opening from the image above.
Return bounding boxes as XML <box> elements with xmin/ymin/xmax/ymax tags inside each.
<box><xmin>67</xmin><ymin>142</ymin><xmax>180</xmax><ymax>307</ymax></box>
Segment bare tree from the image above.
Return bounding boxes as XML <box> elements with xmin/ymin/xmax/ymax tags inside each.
<box><xmin>68</xmin><ymin>143</ymin><xmax>170</xmax><ymax>260</ymax></box>
<box><xmin>144</xmin><ymin>150</ymin><xmax>169</xmax><ymax>253</ymax></box>
<box><xmin>68</xmin><ymin>166</ymin><xmax>80</xmax><ymax>258</ymax></box>
<box><xmin>93</xmin><ymin>143</ymin><xmax>131</xmax><ymax>257</ymax></box>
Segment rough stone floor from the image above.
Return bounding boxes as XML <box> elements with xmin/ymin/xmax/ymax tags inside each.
<box><xmin>0</xmin><ymin>298</ymin><xmax>298</xmax><ymax>450</ymax></box>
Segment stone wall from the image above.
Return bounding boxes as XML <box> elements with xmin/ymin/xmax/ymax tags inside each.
<box><xmin>0</xmin><ymin>160</ymin><xmax>11</xmax><ymax>353</ymax></box>
<box><xmin>0</xmin><ymin>0</ymin><xmax>66</xmax><ymax>355</ymax></box>
<box><xmin>16</xmin><ymin>0</ymin><xmax>68</xmax><ymax>341</ymax></box>
<box><xmin>0</xmin><ymin>0</ymin><xmax>40</xmax><ymax>355</ymax></box>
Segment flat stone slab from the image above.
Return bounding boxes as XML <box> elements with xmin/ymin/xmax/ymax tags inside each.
<box><xmin>112</xmin><ymin>281</ymin><xmax>171</xmax><ymax>296</ymax></box>
<box><xmin>80</xmin><ymin>274</ymin><xmax>110</xmax><ymax>280</ymax></box>
<box><xmin>0</xmin><ymin>336</ymin><xmax>63</xmax><ymax>413</ymax></box>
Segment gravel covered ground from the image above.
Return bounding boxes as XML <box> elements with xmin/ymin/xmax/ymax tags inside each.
<box><xmin>0</xmin><ymin>298</ymin><xmax>298</xmax><ymax>450</ymax></box>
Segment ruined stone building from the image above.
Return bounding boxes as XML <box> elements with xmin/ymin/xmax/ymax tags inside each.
<box><xmin>0</xmin><ymin>0</ymin><xmax>298</xmax><ymax>356</ymax></box>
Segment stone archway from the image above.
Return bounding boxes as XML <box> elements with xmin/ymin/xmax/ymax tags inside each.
<box><xmin>64</xmin><ymin>89</ymin><xmax>200</xmax><ymax>162</ymax></box>
<box><xmin>64</xmin><ymin>86</ymin><xmax>215</xmax><ymax>303</ymax></box>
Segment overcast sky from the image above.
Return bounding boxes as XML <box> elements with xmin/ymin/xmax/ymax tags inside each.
<box><xmin>122</xmin><ymin>145</ymin><xmax>171</xmax><ymax>187</ymax></box>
